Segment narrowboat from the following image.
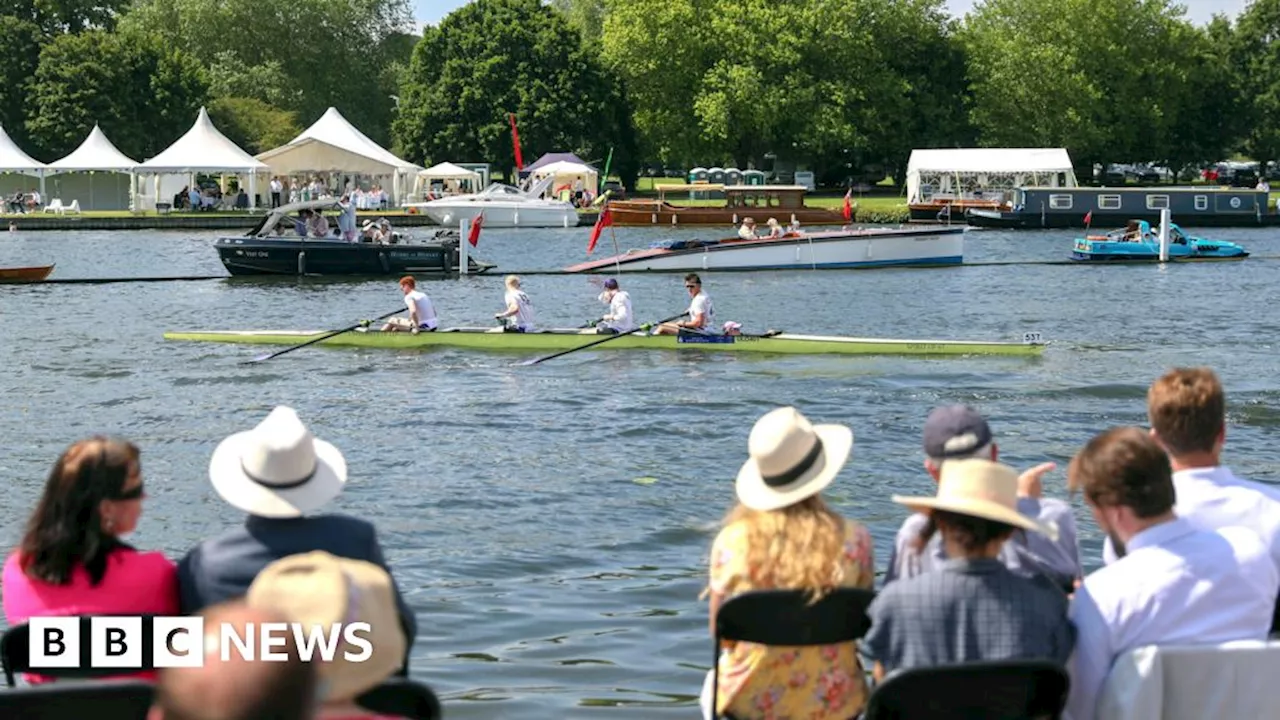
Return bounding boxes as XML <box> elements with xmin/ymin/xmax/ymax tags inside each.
<box><xmin>214</xmin><ymin>199</ymin><xmax>495</xmax><ymax>276</ymax></box>
<box><xmin>1070</xmin><ymin>220</ymin><xmax>1249</xmax><ymax>262</ymax></box>
<box><xmin>605</xmin><ymin>184</ymin><xmax>846</xmax><ymax>227</ymax></box>
<box><xmin>965</xmin><ymin>187</ymin><xmax>1278</xmax><ymax>228</ymax></box>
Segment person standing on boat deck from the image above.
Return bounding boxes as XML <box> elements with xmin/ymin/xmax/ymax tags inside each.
<box><xmin>337</xmin><ymin>194</ymin><xmax>357</xmax><ymax>242</ymax></box>
<box><xmin>884</xmin><ymin>405</ymin><xmax>1082</xmax><ymax>593</ymax></box>
<box><xmin>596</xmin><ymin>277</ymin><xmax>635</xmax><ymax>334</ymax></box>
<box><xmin>1064</xmin><ymin>427</ymin><xmax>1277</xmax><ymax>720</ymax></box>
<box><xmin>737</xmin><ymin>217</ymin><xmax>757</xmax><ymax>240</ymax></box>
<box><xmin>496</xmin><ymin>275</ymin><xmax>536</xmax><ymax>332</ymax></box>
<box><xmin>382</xmin><ymin>275</ymin><xmax>438</xmax><ymax>333</ymax></box>
<box><xmin>654</xmin><ymin>273</ymin><xmax>714</xmax><ymax>335</ymax></box>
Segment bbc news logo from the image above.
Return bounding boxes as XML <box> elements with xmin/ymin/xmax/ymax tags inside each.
<box><xmin>29</xmin><ymin>616</ymin><xmax>373</xmax><ymax>669</ymax></box>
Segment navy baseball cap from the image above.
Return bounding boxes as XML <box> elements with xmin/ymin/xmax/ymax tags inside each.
<box><xmin>603</xmin><ymin>278</ymin><xmax>619</xmax><ymax>289</ymax></box>
<box><xmin>923</xmin><ymin>405</ymin><xmax>993</xmax><ymax>459</ymax></box>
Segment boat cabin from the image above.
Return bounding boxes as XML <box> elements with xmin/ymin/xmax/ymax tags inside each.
<box><xmin>249</xmin><ymin>198</ymin><xmax>403</xmax><ymax>243</ymax></box>
<box><xmin>652</xmin><ymin>183</ymin><xmax>813</xmax><ymax>209</ymax></box>
<box><xmin>1016</xmin><ymin>187</ymin><xmax>1269</xmax><ymax>218</ymax></box>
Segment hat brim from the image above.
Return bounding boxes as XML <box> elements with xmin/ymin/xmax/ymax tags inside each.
<box><xmin>208</xmin><ymin>431</ymin><xmax>347</xmax><ymax>518</ymax></box>
<box><xmin>735</xmin><ymin>425</ymin><xmax>853</xmax><ymax>511</ymax></box>
<box><xmin>891</xmin><ymin>495</ymin><xmax>1059</xmax><ymax>542</ymax></box>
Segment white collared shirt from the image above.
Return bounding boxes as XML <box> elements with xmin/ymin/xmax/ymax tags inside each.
<box><xmin>1067</xmin><ymin>518</ymin><xmax>1277</xmax><ymax>720</ymax></box>
<box><xmin>1103</xmin><ymin>466</ymin><xmax>1280</xmax><ymax>570</ymax></box>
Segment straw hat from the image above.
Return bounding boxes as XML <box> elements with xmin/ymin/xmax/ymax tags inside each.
<box><xmin>208</xmin><ymin>406</ymin><xmax>347</xmax><ymax>518</ymax></box>
<box><xmin>735</xmin><ymin>407</ymin><xmax>854</xmax><ymax>511</ymax></box>
<box><xmin>892</xmin><ymin>458</ymin><xmax>1058</xmax><ymax>541</ymax></box>
<box><xmin>247</xmin><ymin>551</ymin><xmax>406</xmax><ymax>703</ymax></box>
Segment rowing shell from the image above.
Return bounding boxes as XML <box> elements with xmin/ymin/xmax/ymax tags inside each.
<box><xmin>163</xmin><ymin>328</ymin><xmax>1047</xmax><ymax>357</ymax></box>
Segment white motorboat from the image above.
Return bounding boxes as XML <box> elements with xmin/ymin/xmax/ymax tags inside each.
<box><xmin>564</xmin><ymin>225</ymin><xmax>966</xmax><ymax>273</ymax></box>
<box><xmin>405</xmin><ymin>175</ymin><xmax>579</xmax><ymax>228</ymax></box>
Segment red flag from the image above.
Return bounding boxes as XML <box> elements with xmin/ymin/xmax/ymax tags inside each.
<box><xmin>842</xmin><ymin>188</ymin><xmax>853</xmax><ymax>221</ymax></box>
<box><xmin>468</xmin><ymin>213</ymin><xmax>484</xmax><ymax>247</ymax></box>
<box><xmin>508</xmin><ymin>113</ymin><xmax>524</xmax><ymax>170</ymax></box>
<box><xmin>1084</xmin><ymin>210</ymin><xmax>1093</xmax><ymax>228</ymax></box>
<box><xmin>587</xmin><ymin>205</ymin><xmax>613</xmax><ymax>255</ymax></box>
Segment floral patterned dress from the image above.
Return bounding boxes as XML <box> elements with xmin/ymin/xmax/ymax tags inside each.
<box><xmin>709</xmin><ymin>518</ymin><xmax>875</xmax><ymax>719</ymax></box>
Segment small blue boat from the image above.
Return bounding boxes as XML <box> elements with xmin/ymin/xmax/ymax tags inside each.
<box><xmin>1071</xmin><ymin>220</ymin><xmax>1250</xmax><ymax>262</ymax></box>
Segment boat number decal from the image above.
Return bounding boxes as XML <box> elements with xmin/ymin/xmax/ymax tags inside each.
<box><xmin>237</xmin><ymin>250</ymin><xmax>270</xmax><ymax>258</ymax></box>
<box><xmin>1230</xmin><ymin>197</ymin><xmax>1241</xmax><ymax>208</ymax></box>
<box><xmin>677</xmin><ymin>334</ymin><xmax>736</xmax><ymax>345</ymax></box>
<box><xmin>388</xmin><ymin>251</ymin><xmax>431</xmax><ymax>260</ymax></box>
<box><xmin>1022</xmin><ymin>332</ymin><xmax>1043</xmax><ymax>344</ymax></box>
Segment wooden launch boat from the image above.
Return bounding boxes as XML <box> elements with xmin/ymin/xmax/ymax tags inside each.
<box><xmin>0</xmin><ymin>264</ymin><xmax>54</xmax><ymax>283</ymax></box>
<box><xmin>606</xmin><ymin>184</ymin><xmax>846</xmax><ymax>227</ymax></box>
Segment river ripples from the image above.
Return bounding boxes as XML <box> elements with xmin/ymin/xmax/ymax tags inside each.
<box><xmin>2</xmin><ymin>223</ymin><xmax>1279</xmax><ymax>716</ymax></box>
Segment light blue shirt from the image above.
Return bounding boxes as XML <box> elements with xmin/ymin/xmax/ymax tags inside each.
<box><xmin>337</xmin><ymin>201</ymin><xmax>357</xmax><ymax>237</ymax></box>
<box><xmin>886</xmin><ymin>497</ymin><xmax>1082</xmax><ymax>591</ymax></box>
<box><xmin>1067</xmin><ymin>518</ymin><xmax>1277</xmax><ymax>720</ymax></box>
<box><xmin>1103</xmin><ymin>466</ymin><xmax>1280</xmax><ymax>571</ymax></box>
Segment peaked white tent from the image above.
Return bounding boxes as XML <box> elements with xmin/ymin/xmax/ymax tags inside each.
<box><xmin>530</xmin><ymin>160</ymin><xmax>598</xmax><ymax>200</ymax></box>
<box><xmin>906</xmin><ymin>148</ymin><xmax>1077</xmax><ymax>204</ymax></box>
<box><xmin>256</xmin><ymin>107</ymin><xmax>420</xmax><ymax>204</ymax></box>
<box><xmin>45</xmin><ymin>124</ymin><xmax>139</xmax><ymax>210</ymax></box>
<box><xmin>137</xmin><ymin>107</ymin><xmax>267</xmax><ymax>209</ymax></box>
<box><xmin>0</xmin><ymin>124</ymin><xmax>47</xmax><ymax>198</ymax></box>
<box><xmin>416</xmin><ymin>161</ymin><xmax>482</xmax><ymax>196</ymax></box>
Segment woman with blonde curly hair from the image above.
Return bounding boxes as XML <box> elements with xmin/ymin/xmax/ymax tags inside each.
<box><xmin>701</xmin><ymin>407</ymin><xmax>875</xmax><ymax>720</ymax></box>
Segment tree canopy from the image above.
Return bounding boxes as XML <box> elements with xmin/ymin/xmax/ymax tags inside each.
<box><xmin>394</xmin><ymin>0</ymin><xmax>637</xmax><ymax>184</ymax></box>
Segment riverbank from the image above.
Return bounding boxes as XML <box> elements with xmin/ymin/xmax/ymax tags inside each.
<box><xmin>1</xmin><ymin>209</ymin><xmax>446</xmax><ymax>232</ymax></box>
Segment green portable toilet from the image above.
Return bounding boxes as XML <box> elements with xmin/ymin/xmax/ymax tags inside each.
<box><xmin>688</xmin><ymin>167</ymin><xmax>709</xmax><ymax>184</ymax></box>
<box><xmin>743</xmin><ymin>170</ymin><xmax>766</xmax><ymax>186</ymax></box>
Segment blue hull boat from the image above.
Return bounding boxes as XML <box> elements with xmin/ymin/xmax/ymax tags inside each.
<box><xmin>1071</xmin><ymin>221</ymin><xmax>1249</xmax><ymax>262</ymax></box>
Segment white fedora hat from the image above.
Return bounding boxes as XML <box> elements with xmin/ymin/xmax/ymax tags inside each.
<box><xmin>892</xmin><ymin>458</ymin><xmax>1059</xmax><ymax>541</ymax></box>
<box><xmin>208</xmin><ymin>406</ymin><xmax>347</xmax><ymax>518</ymax></box>
<box><xmin>247</xmin><ymin>551</ymin><xmax>405</xmax><ymax>703</ymax></box>
<box><xmin>735</xmin><ymin>407</ymin><xmax>854</xmax><ymax>511</ymax></box>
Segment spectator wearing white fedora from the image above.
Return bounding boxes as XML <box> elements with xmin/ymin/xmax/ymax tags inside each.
<box><xmin>176</xmin><ymin>406</ymin><xmax>417</xmax><ymax>663</ymax></box>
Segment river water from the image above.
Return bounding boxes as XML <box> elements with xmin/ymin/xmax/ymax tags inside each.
<box><xmin>2</xmin><ymin>224</ymin><xmax>1280</xmax><ymax>717</ymax></box>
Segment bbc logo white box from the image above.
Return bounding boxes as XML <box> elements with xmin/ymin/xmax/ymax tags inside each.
<box><xmin>89</xmin><ymin>616</ymin><xmax>142</xmax><ymax>668</ymax></box>
<box><xmin>28</xmin><ymin>617</ymin><xmax>80</xmax><ymax>668</ymax></box>
<box><xmin>153</xmin><ymin>616</ymin><xmax>204</xmax><ymax>667</ymax></box>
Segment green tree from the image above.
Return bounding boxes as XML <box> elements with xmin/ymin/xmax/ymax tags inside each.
<box><xmin>0</xmin><ymin>0</ymin><xmax>129</xmax><ymax>34</ymax></box>
<box><xmin>394</xmin><ymin>0</ymin><xmax>637</xmax><ymax>184</ymax></box>
<box><xmin>0</xmin><ymin>16</ymin><xmax>42</xmax><ymax>149</ymax></box>
<box><xmin>25</xmin><ymin>30</ymin><xmax>208</xmax><ymax>161</ymax></box>
<box><xmin>207</xmin><ymin>97</ymin><xmax>302</xmax><ymax>154</ymax></box>
<box><xmin>551</xmin><ymin>0</ymin><xmax>605</xmax><ymax>48</ymax></box>
<box><xmin>1233</xmin><ymin>0</ymin><xmax>1280</xmax><ymax>170</ymax></box>
<box><xmin>117</xmin><ymin>0</ymin><xmax>413</xmax><ymax>146</ymax></box>
<box><xmin>962</xmin><ymin>0</ymin><xmax>1196</xmax><ymax>178</ymax></box>
<box><xmin>1160</xmin><ymin>18</ymin><xmax>1243</xmax><ymax>180</ymax></box>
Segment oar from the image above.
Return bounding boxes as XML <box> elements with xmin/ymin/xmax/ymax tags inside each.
<box><xmin>579</xmin><ymin>317</ymin><xmax>604</xmax><ymax>328</ymax></box>
<box><xmin>519</xmin><ymin>311</ymin><xmax>688</xmax><ymax>366</ymax></box>
<box><xmin>242</xmin><ymin>307</ymin><xmax>404</xmax><ymax>364</ymax></box>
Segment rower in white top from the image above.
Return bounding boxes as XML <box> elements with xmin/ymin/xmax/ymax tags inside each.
<box><xmin>654</xmin><ymin>273</ymin><xmax>715</xmax><ymax>335</ymax></box>
<box><xmin>595</xmin><ymin>277</ymin><xmax>635</xmax><ymax>334</ymax></box>
<box><xmin>381</xmin><ymin>275</ymin><xmax>438</xmax><ymax>333</ymax></box>
<box><xmin>496</xmin><ymin>274</ymin><xmax>536</xmax><ymax>332</ymax></box>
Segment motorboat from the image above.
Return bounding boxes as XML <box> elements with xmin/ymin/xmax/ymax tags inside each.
<box><xmin>1070</xmin><ymin>220</ymin><xmax>1249</xmax><ymax>262</ymax></box>
<box><xmin>214</xmin><ymin>199</ymin><xmax>495</xmax><ymax>276</ymax></box>
<box><xmin>564</xmin><ymin>225</ymin><xmax>965</xmax><ymax>273</ymax></box>
<box><xmin>403</xmin><ymin>175</ymin><xmax>578</xmax><ymax>228</ymax></box>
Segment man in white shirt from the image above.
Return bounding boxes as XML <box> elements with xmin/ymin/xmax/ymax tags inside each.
<box><xmin>654</xmin><ymin>273</ymin><xmax>714</xmax><ymax>335</ymax></box>
<box><xmin>269</xmin><ymin>177</ymin><xmax>282</xmax><ymax>208</ymax></box>
<box><xmin>1065</xmin><ymin>427</ymin><xmax>1278</xmax><ymax>720</ymax></box>
<box><xmin>495</xmin><ymin>275</ymin><xmax>535</xmax><ymax>332</ymax></box>
<box><xmin>381</xmin><ymin>275</ymin><xmax>438</xmax><ymax>333</ymax></box>
<box><xmin>595</xmin><ymin>277</ymin><xmax>635</xmax><ymax>334</ymax></box>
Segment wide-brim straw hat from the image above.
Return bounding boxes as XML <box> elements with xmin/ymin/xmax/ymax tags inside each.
<box><xmin>892</xmin><ymin>458</ymin><xmax>1058</xmax><ymax>541</ymax></box>
<box><xmin>247</xmin><ymin>551</ymin><xmax>406</xmax><ymax>703</ymax></box>
<box><xmin>208</xmin><ymin>406</ymin><xmax>347</xmax><ymax>519</ymax></box>
<box><xmin>735</xmin><ymin>407</ymin><xmax>854</xmax><ymax>511</ymax></box>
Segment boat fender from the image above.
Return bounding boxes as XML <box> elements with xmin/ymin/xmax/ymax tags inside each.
<box><xmin>378</xmin><ymin>251</ymin><xmax>390</xmax><ymax>274</ymax></box>
<box><xmin>297</xmin><ymin>250</ymin><xmax>306</xmax><ymax>275</ymax></box>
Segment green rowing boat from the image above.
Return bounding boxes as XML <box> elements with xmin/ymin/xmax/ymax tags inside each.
<box><xmin>163</xmin><ymin>328</ymin><xmax>1047</xmax><ymax>357</ymax></box>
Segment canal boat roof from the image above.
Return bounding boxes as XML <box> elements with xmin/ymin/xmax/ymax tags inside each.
<box><xmin>1019</xmin><ymin>185</ymin><xmax>1267</xmax><ymax>194</ymax></box>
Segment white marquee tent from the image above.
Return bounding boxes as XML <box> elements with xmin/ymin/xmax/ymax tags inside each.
<box><xmin>46</xmin><ymin>124</ymin><xmax>138</xmax><ymax>210</ymax></box>
<box><xmin>416</xmin><ymin>161</ymin><xmax>482</xmax><ymax>195</ymax></box>
<box><xmin>256</xmin><ymin>107</ymin><xmax>420</xmax><ymax>203</ymax></box>
<box><xmin>905</xmin><ymin>148</ymin><xmax>1077</xmax><ymax>204</ymax></box>
<box><xmin>136</xmin><ymin>107</ymin><xmax>268</xmax><ymax>209</ymax></box>
<box><xmin>0</xmin><ymin>124</ymin><xmax>47</xmax><ymax>199</ymax></box>
<box><xmin>530</xmin><ymin>160</ymin><xmax>598</xmax><ymax>198</ymax></box>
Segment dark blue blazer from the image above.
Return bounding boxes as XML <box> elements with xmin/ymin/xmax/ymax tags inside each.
<box><xmin>177</xmin><ymin>513</ymin><xmax>418</xmax><ymax>652</ymax></box>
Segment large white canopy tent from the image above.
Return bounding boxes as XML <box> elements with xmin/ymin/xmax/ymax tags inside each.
<box><xmin>415</xmin><ymin>161</ymin><xmax>482</xmax><ymax>196</ymax></box>
<box><xmin>529</xmin><ymin>159</ymin><xmax>598</xmax><ymax>199</ymax></box>
<box><xmin>905</xmin><ymin>148</ymin><xmax>1077</xmax><ymax>204</ymax></box>
<box><xmin>0</xmin><ymin>124</ymin><xmax>47</xmax><ymax>200</ymax></box>
<box><xmin>136</xmin><ymin>107</ymin><xmax>268</xmax><ymax>210</ymax></box>
<box><xmin>46</xmin><ymin>124</ymin><xmax>138</xmax><ymax>211</ymax></box>
<box><xmin>256</xmin><ymin>107</ymin><xmax>420</xmax><ymax>204</ymax></box>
